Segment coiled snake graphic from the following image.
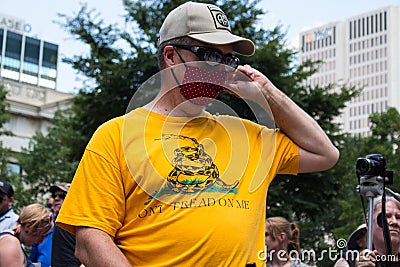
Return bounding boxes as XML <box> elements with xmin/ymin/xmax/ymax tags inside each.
<box><xmin>158</xmin><ymin>134</ymin><xmax>239</xmax><ymax>193</ymax></box>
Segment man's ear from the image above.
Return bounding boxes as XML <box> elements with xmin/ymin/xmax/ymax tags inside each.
<box><xmin>164</xmin><ymin>45</ymin><xmax>175</xmax><ymax>67</ymax></box>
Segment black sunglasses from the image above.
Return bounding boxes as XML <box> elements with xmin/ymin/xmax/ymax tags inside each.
<box><xmin>52</xmin><ymin>192</ymin><xmax>66</xmax><ymax>199</ymax></box>
<box><xmin>172</xmin><ymin>44</ymin><xmax>240</xmax><ymax>71</ymax></box>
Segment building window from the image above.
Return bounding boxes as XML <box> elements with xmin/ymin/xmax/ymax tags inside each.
<box><xmin>362</xmin><ymin>17</ymin><xmax>365</xmax><ymax>36</ymax></box>
<box><xmin>384</xmin><ymin>11</ymin><xmax>387</xmax><ymax>30</ymax></box>
<box><xmin>333</xmin><ymin>26</ymin><xmax>336</xmax><ymax>44</ymax></box>
<box><xmin>350</xmin><ymin>21</ymin><xmax>352</xmax><ymax>39</ymax></box>
<box><xmin>42</xmin><ymin>42</ymin><xmax>58</xmax><ymax>69</ymax></box>
<box><xmin>41</xmin><ymin>42</ymin><xmax>58</xmax><ymax>80</ymax></box>
<box><xmin>4</xmin><ymin>31</ymin><xmax>22</xmax><ymax>71</ymax></box>
<box><xmin>371</xmin><ymin>15</ymin><xmax>374</xmax><ymax>34</ymax></box>
<box><xmin>24</xmin><ymin>37</ymin><xmax>40</xmax><ymax>75</ymax></box>
<box><xmin>354</xmin><ymin>20</ymin><xmax>357</xmax><ymax>39</ymax></box>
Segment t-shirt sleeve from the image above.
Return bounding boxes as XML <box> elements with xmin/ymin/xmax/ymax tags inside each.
<box><xmin>272</xmin><ymin>129</ymin><xmax>300</xmax><ymax>175</ymax></box>
<box><xmin>56</xmin><ymin>118</ymin><xmax>127</xmax><ymax>237</ymax></box>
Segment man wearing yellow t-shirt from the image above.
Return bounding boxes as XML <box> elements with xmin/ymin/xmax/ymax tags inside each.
<box><xmin>57</xmin><ymin>2</ymin><xmax>339</xmax><ymax>266</ymax></box>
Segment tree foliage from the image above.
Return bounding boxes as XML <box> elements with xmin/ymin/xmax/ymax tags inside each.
<box><xmin>18</xmin><ymin>110</ymin><xmax>82</xmax><ymax>199</ymax></box>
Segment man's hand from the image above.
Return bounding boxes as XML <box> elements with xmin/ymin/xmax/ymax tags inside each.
<box><xmin>225</xmin><ymin>64</ymin><xmax>269</xmax><ymax>103</ymax></box>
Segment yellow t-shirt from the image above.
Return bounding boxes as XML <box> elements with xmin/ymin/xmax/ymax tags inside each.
<box><xmin>57</xmin><ymin>108</ymin><xmax>299</xmax><ymax>267</ymax></box>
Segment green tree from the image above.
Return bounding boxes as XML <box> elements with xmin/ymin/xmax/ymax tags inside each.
<box><xmin>17</xmin><ymin>110</ymin><xmax>82</xmax><ymax>200</ymax></box>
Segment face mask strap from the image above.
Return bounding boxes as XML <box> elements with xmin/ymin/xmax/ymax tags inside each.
<box><xmin>170</xmin><ymin>46</ymin><xmax>189</xmax><ymax>87</ymax></box>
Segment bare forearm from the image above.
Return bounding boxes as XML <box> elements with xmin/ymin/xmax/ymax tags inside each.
<box><xmin>75</xmin><ymin>227</ymin><xmax>131</xmax><ymax>267</ymax></box>
<box><xmin>262</xmin><ymin>83</ymin><xmax>333</xmax><ymax>152</ymax></box>
<box><xmin>260</xmin><ymin>82</ymin><xmax>339</xmax><ymax>172</ymax></box>
<box><xmin>229</xmin><ymin>65</ymin><xmax>339</xmax><ymax>172</ymax></box>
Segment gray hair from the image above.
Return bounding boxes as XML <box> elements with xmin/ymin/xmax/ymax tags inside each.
<box><xmin>373</xmin><ymin>195</ymin><xmax>400</xmax><ymax>212</ymax></box>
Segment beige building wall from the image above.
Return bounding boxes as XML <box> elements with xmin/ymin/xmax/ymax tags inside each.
<box><xmin>1</xmin><ymin>78</ymin><xmax>73</xmax><ymax>154</ymax></box>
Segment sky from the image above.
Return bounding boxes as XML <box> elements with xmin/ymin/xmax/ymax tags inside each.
<box><xmin>1</xmin><ymin>0</ymin><xmax>399</xmax><ymax>94</ymax></box>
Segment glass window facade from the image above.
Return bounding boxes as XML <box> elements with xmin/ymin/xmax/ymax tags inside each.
<box><xmin>0</xmin><ymin>28</ymin><xmax>58</xmax><ymax>89</ymax></box>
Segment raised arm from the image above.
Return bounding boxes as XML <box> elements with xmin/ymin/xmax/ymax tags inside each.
<box><xmin>229</xmin><ymin>65</ymin><xmax>339</xmax><ymax>173</ymax></box>
<box><xmin>75</xmin><ymin>227</ymin><xmax>131</xmax><ymax>267</ymax></box>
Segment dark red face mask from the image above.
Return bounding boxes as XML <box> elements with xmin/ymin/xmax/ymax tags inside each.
<box><xmin>179</xmin><ymin>65</ymin><xmax>228</xmax><ymax>106</ymax></box>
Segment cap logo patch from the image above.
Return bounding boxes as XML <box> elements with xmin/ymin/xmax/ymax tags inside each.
<box><xmin>207</xmin><ymin>5</ymin><xmax>231</xmax><ymax>31</ymax></box>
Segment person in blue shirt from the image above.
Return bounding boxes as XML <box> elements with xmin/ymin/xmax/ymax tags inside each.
<box><xmin>0</xmin><ymin>180</ymin><xmax>19</xmax><ymax>231</ymax></box>
<box><xmin>29</xmin><ymin>226</ymin><xmax>54</xmax><ymax>267</ymax></box>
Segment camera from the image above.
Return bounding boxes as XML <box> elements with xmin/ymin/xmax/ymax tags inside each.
<box><xmin>356</xmin><ymin>154</ymin><xmax>393</xmax><ymax>183</ymax></box>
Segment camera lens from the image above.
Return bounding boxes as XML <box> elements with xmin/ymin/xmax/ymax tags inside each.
<box><xmin>356</xmin><ymin>156</ymin><xmax>383</xmax><ymax>176</ymax></box>
<box><xmin>356</xmin><ymin>154</ymin><xmax>392</xmax><ymax>182</ymax></box>
<box><xmin>356</xmin><ymin>158</ymin><xmax>372</xmax><ymax>175</ymax></box>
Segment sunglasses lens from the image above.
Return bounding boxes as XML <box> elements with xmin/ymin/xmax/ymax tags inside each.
<box><xmin>224</xmin><ymin>56</ymin><xmax>239</xmax><ymax>72</ymax></box>
<box><xmin>52</xmin><ymin>192</ymin><xmax>66</xmax><ymax>199</ymax></box>
<box><xmin>225</xmin><ymin>56</ymin><xmax>238</xmax><ymax>68</ymax></box>
<box><xmin>204</xmin><ymin>50</ymin><xmax>223</xmax><ymax>65</ymax></box>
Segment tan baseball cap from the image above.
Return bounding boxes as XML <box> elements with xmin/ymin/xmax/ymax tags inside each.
<box><xmin>159</xmin><ymin>2</ymin><xmax>255</xmax><ymax>56</ymax></box>
<box><xmin>49</xmin><ymin>182</ymin><xmax>71</xmax><ymax>194</ymax></box>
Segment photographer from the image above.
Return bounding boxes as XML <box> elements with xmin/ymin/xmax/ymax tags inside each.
<box><xmin>356</xmin><ymin>195</ymin><xmax>400</xmax><ymax>267</ymax></box>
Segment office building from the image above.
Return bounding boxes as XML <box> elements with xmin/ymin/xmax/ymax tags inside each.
<box><xmin>298</xmin><ymin>6</ymin><xmax>400</xmax><ymax>136</ymax></box>
<box><xmin>0</xmin><ymin>13</ymin><xmax>74</xmax><ymax>172</ymax></box>
<box><xmin>0</xmin><ymin>13</ymin><xmax>58</xmax><ymax>89</ymax></box>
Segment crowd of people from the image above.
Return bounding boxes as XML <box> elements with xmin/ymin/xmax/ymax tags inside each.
<box><xmin>0</xmin><ymin>1</ymin><xmax>399</xmax><ymax>267</ymax></box>
<box><xmin>0</xmin><ymin>181</ymin><xmax>81</xmax><ymax>267</ymax></box>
